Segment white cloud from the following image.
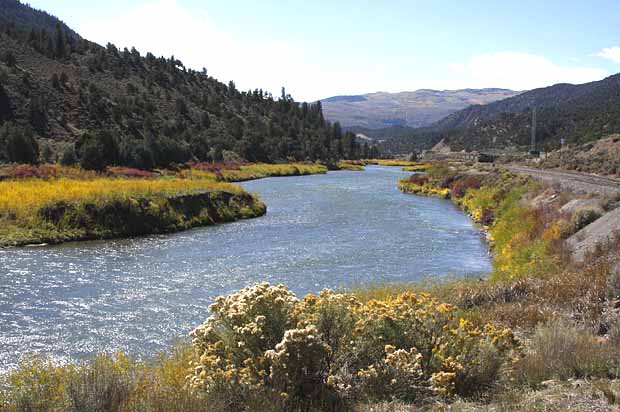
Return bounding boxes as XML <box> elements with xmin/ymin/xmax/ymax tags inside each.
<box><xmin>74</xmin><ymin>2</ymin><xmax>610</xmax><ymax>100</ymax></box>
<box><xmin>445</xmin><ymin>51</ymin><xmax>607</xmax><ymax>91</ymax></box>
<box><xmin>596</xmin><ymin>46</ymin><xmax>620</xmax><ymax>63</ymax></box>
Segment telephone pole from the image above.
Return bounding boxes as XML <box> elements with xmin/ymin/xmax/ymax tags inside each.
<box><xmin>530</xmin><ymin>106</ymin><xmax>537</xmax><ymax>153</ymax></box>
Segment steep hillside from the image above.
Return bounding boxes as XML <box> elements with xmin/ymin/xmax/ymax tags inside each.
<box><xmin>0</xmin><ymin>0</ymin><xmax>79</xmax><ymax>39</ymax></box>
<box><xmin>321</xmin><ymin>88</ymin><xmax>519</xmax><ymax>129</ymax></box>
<box><xmin>383</xmin><ymin>74</ymin><xmax>620</xmax><ymax>154</ymax></box>
<box><xmin>0</xmin><ymin>0</ymin><xmax>368</xmax><ymax>169</ymax></box>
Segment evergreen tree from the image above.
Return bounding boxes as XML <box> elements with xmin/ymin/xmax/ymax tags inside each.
<box><xmin>29</xmin><ymin>97</ymin><xmax>48</xmax><ymax>134</ymax></box>
<box><xmin>77</xmin><ymin>131</ymin><xmax>120</xmax><ymax>170</ymax></box>
<box><xmin>60</xmin><ymin>145</ymin><xmax>78</xmax><ymax>165</ymax></box>
<box><xmin>79</xmin><ymin>137</ymin><xmax>106</xmax><ymax>171</ymax></box>
<box><xmin>1</xmin><ymin>123</ymin><xmax>39</xmax><ymax>164</ymax></box>
<box><xmin>333</xmin><ymin>122</ymin><xmax>342</xmax><ymax>140</ymax></box>
<box><xmin>54</xmin><ymin>23</ymin><xmax>66</xmax><ymax>58</ymax></box>
<box><xmin>0</xmin><ymin>84</ymin><xmax>12</xmax><ymax>121</ymax></box>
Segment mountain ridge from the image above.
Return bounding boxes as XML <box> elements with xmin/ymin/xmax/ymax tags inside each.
<box><xmin>320</xmin><ymin>88</ymin><xmax>520</xmax><ymax>130</ymax></box>
<box><xmin>380</xmin><ymin>73</ymin><xmax>620</xmax><ymax>153</ymax></box>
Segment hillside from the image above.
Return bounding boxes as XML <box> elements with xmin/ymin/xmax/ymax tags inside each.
<box><xmin>382</xmin><ymin>73</ymin><xmax>620</xmax><ymax>153</ymax></box>
<box><xmin>0</xmin><ymin>0</ymin><xmax>370</xmax><ymax>169</ymax></box>
<box><xmin>320</xmin><ymin>88</ymin><xmax>519</xmax><ymax>130</ymax></box>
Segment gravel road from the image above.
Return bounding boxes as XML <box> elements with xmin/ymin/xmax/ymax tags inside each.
<box><xmin>506</xmin><ymin>165</ymin><xmax>620</xmax><ymax>197</ymax></box>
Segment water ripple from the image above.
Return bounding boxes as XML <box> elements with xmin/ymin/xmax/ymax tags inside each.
<box><xmin>0</xmin><ymin>166</ymin><xmax>491</xmax><ymax>371</ymax></box>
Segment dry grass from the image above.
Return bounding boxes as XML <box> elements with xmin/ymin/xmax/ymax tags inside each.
<box><xmin>218</xmin><ymin>163</ymin><xmax>327</xmax><ymax>182</ymax></box>
<box><xmin>513</xmin><ymin>321</ymin><xmax>620</xmax><ymax>386</ymax></box>
<box><xmin>0</xmin><ymin>177</ymin><xmax>243</xmax><ymax>222</ymax></box>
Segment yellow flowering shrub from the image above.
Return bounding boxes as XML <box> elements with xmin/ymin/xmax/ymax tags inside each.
<box><xmin>265</xmin><ymin>325</ymin><xmax>331</xmax><ymax>401</ymax></box>
<box><xmin>347</xmin><ymin>292</ymin><xmax>516</xmax><ymax>398</ymax></box>
<box><xmin>2</xmin><ymin>355</ymin><xmax>74</xmax><ymax>411</ymax></box>
<box><xmin>397</xmin><ymin>179</ymin><xmax>451</xmax><ymax>198</ymax></box>
<box><xmin>188</xmin><ymin>284</ymin><xmax>517</xmax><ymax>405</ymax></box>
<box><xmin>189</xmin><ymin>283</ymin><xmax>300</xmax><ymax>393</ymax></box>
<box><xmin>356</xmin><ymin>345</ymin><xmax>428</xmax><ymax>401</ymax></box>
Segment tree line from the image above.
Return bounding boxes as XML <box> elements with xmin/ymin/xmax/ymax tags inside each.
<box><xmin>0</xmin><ymin>0</ymin><xmax>380</xmax><ymax>169</ymax></box>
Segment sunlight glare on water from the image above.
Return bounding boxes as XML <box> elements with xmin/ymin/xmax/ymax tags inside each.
<box><xmin>0</xmin><ymin>166</ymin><xmax>491</xmax><ymax>370</ymax></box>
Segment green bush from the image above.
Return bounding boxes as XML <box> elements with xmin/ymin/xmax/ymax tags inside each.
<box><xmin>0</xmin><ymin>123</ymin><xmax>39</xmax><ymax>164</ymax></box>
<box><xmin>571</xmin><ymin>209</ymin><xmax>602</xmax><ymax>233</ymax></box>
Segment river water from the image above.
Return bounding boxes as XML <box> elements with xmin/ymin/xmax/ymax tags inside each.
<box><xmin>0</xmin><ymin>166</ymin><xmax>491</xmax><ymax>370</ymax></box>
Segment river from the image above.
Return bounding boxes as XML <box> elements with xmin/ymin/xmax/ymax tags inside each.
<box><xmin>0</xmin><ymin>166</ymin><xmax>491</xmax><ymax>370</ymax></box>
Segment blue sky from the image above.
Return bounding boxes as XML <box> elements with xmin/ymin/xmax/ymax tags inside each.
<box><xmin>27</xmin><ymin>0</ymin><xmax>620</xmax><ymax>101</ymax></box>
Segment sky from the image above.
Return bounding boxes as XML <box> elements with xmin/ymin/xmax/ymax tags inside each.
<box><xmin>26</xmin><ymin>0</ymin><xmax>620</xmax><ymax>102</ymax></box>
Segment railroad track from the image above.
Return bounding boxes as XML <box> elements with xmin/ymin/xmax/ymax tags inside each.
<box><xmin>506</xmin><ymin>165</ymin><xmax>620</xmax><ymax>196</ymax></box>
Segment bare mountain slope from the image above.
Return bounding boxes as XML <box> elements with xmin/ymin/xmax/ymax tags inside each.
<box><xmin>320</xmin><ymin>88</ymin><xmax>519</xmax><ymax>130</ymax></box>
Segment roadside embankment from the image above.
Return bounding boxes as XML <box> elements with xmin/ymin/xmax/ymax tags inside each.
<box><xmin>397</xmin><ymin>161</ymin><xmax>619</xmax><ymax>280</ymax></box>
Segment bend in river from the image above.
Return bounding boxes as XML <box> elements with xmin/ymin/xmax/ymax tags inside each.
<box><xmin>0</xmin><ymin>166</ymin><xmax>491</xmax><ymax>370</ymax></box>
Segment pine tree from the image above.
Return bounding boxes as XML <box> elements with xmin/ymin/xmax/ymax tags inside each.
<box><xmin>54</xmin><ymin>23</ymin><xmax>66</xmax><ymax>58</ymax></box>
<box><xmin>2</xmin><ymin>124</ymin><xmax>39</xmax><ymax>164</ymax></box>
<box><xmin>333</xmin><ymin>122</ymin><xmax>342</xmax><ymax>140</ymax></box>
<box><xmin>0</xmin><ymin>84</ymin><xmax>12</xmax><ymax>121</ymax></box>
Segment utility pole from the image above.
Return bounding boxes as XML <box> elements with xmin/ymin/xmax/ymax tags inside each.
<box><xmin>530</xmin><ymin>106</ymin><xmax>537</xmax><ymax>153</ymax></box>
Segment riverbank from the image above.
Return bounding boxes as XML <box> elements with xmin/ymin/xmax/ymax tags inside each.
<box><xmin>337</xmin><ymin>159</ymin><xmax>424</xmax><ymax>171</ymax></box>
<box><xmin>387</xmin><ymin>160</ymin><xmax>620</xmax><ymax>409</ymax></box>
<box><xmin>0</xmin><ymin>162</ymin><xmax>329</xmax><ymax>247</ymax></box>
<box><xmin>2</xmin><ymin>163</ymin><xmax>619</xmax><ymax>411</ymax></box>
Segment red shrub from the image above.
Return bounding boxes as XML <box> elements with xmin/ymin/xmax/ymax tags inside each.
<box><xmin>107</xmin><ymin>167</ymin><xmax>155</xmax><ymax>178</ymax></box>
<box><xmin>5</xmin><ymin>164</ymin><xmax>42</xmax><ymax>178</ymax></box>
<box><xmin>406</xmin><ymin>174</ymin><xmax>429</xmax><ymax>185</ymax></box>
<box><xmin>451</xmin><ymin>176</ymin><xmax>482</xmax><ymax>198</ymax></box>
<box><xmin>480</xmin><ymin>208</ymin><xmax>495</xmax><ymax>226</ymax></box>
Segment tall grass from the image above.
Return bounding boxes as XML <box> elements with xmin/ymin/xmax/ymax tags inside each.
<box><xmin>219</xmin><ymin>163</ymin><xmax>327</xmax><ymax>182</ymax></box>
<box><xmin>0</xmin><ymin>162</ymin><xmax>328</xmax><ymax>245</ymax></box>
<box><xmin>0</xmin><ymin>177</ymin><xmax>243</xmax><ymax>223</ymax></box>
<box><xmin>513</xmin><ymin>321</ymin><xmax>620</xmax><ymax>386</ymax></box>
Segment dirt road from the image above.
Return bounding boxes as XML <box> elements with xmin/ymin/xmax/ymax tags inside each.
<box><xmin>506</xmin><ymin>165</ymin><xmax>620</xmax><ymax>197</ymax></box>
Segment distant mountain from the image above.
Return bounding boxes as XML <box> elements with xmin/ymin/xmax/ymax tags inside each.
<box><xmin>320</xmin><ymin>88</ymin><xmax>520</xmax><ymax>130</ymax></box>
<box><xmin>382</xmin><ymin>73</ymin><xmax>620</xmax><ymax>153</ymax></box>
<box><xmin>348</xmin><ymin>125</ymin><xmax>417</xmax><ymax>141</ymax></box>
<box><xmin>0</xmin><ymin>0</ymin><xmax>370</xmax><ymax>168</ymax></box>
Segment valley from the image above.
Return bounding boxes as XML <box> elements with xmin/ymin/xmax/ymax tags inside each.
<box><xmin>1</xmin><ymin>1</ymin><xmax>620</xmax><ymax>412</ymax></box>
